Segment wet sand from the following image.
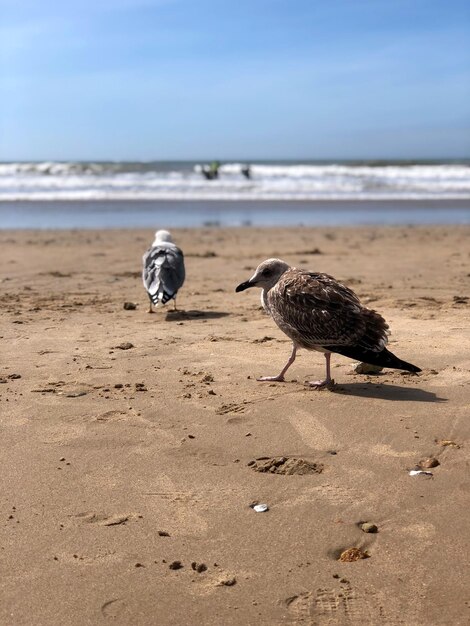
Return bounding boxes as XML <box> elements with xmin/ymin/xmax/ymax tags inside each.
<box><xmin>1</xmin><ymin>199</ymin><xmax>469</xmax><ymax>229</ymax></box>
<box><xmin>1</xmin><ymin>226</ymin><xmax>469</xmax><ymax>625</ymax></box>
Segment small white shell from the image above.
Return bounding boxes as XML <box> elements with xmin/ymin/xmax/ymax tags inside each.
<box><xmin>253</xmin><ymin>503</ymin><xmax>269</xmax><ymax>512</ymax></box>
<box><xmin>409</xmin><ymin>469</ymin><xmax>433</xmax><ymax>477</ymax></box>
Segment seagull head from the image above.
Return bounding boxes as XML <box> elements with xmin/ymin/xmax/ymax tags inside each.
<box><xmin>236</xmin><ymin>258</ymin><xmax>290</xmax><ymax>292</ymax></box>
<box><xmin>153</xmin><ymin>230</ymin><xmax>174</xmax><ymax>245</ymax></box>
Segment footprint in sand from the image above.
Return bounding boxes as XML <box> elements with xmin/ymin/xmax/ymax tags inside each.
<box><xmin>31</xmin><ymin>381</ymin><xmax>93</xmax><ymax>397</ymax></box>
<box><xmin>248</xmin><ymin>457</ymin><xmax>324</xmax><ymax>475</ymax></box>
<box><xmin>283</xmin><ymin>484</ymin><xmax>366</xmax><ymax>509</ymax></box>
<box><xmin>93</xmin><ymin>409</ymin><xmax>151</xmax><ymax>427</ymax></box>
<box><xmin>73</xmin><ymin>512</ymin><xmax>141</xmax><ymax>526</ymax></box>
<box><xmin>94</xmin><ymin>410</ymin><xmax>132</xmax><ymax>423</ymax></box>
<box><xmin>284</xmin><ymin>585</ymin><xmax>413</xmax><ymax>625</ymax></box>
<box><xmin>216</xmin><ymin>402</ymin><xmax>245</xmax><ymax>415</ymax></box>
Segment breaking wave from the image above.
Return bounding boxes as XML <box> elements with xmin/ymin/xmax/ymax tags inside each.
<box><xmin>1</xmin><ymin>161</ymin><xmax>469</xmax><ymax>201</ymax></box>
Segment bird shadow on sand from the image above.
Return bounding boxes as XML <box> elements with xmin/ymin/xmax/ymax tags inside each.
<box><xmin>332</xmin><ymin>382</ymin><xmax>447</xmax><ymax>403</ymax></box>
<box><xmin>165</xmin><ymin>309</ymin><xmax>230</xmax><ymax>321</ymax></box>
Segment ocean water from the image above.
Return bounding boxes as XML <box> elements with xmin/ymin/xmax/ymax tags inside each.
<box><xmin>1</xmin><ymin>160</ymin><xmax>469</xmax><ymax>228</ymax></box>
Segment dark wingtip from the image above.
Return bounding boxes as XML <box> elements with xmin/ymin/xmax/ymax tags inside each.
<box><xmin>326</xmin><ymin>345</ymin><xmax>422</xmax><ymax>374</ymax></box>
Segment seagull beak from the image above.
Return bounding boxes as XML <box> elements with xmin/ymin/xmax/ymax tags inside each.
<box><xmin>235</xmin><ymin>279</ymin><xmax>254</xmax><ymax>292</ymax></box>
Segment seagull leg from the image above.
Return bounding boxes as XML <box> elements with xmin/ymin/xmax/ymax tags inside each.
<box><xmin>148</xmin><ymin>302</ymin><xmax>154</xmax><ymax>314</ymax></box>
<box><xmin>258</xmin><ymin>344</ymin><xmax>297</xmax><ymax>382</ymax></box>
<box><xmin>173</xmin><ymin>298</ymin><xmax>177</xmax><ymax>311</ymax></box>
<box><xmin>308</xmin><ymin>352</ymin><xmax>335</xmax><ymax>389</ymax></box>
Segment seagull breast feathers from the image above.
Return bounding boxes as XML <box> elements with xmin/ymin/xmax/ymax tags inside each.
<box><xmin>267</xmin><ymin>270</ymin><xmax>389</xmax><ymax>351</ymax></box>
<box><xmin>143</xmin><ymin>243</ymin><xmax>185</xmax><ymax>304</ymax></box>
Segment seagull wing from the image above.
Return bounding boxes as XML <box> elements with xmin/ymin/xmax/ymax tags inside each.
<box><xmin>143</xmin><ymin>244</ymin><xmax>185</xmax><ymax>305</ymax></box>
<box><xmin>269</xmin><ymin>270</ymin><xmax>389</xmax><ymax>350</ymax></box>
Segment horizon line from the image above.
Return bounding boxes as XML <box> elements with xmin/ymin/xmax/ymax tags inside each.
<box><xmin>1</xmin><ymin>157</ymin><xmax>469</xmax><ymax>163</ymax></box>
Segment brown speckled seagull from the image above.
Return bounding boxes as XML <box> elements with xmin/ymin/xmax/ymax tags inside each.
<box><xmin>236</xmin><ymin>258</ymin><xmax>421</xmax><ymax>388</ymax></box>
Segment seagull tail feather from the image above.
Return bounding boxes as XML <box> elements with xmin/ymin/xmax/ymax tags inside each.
<box><xmin>148</xmin><ymin>288</ymin><xmax>176</xmax><ymax>305</ymax></box>
<box><xmin>327</xmin><ymin>346</ymin><xmax>421</xmax><ymax>373</ymax></box>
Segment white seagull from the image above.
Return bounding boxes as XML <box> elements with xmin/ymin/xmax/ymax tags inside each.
<box><xmin>236</xmin><ymin>258</ymin><xmax>421</xmax><ymax>388</ymax></box>
<box><xmin>143</xmin><ymin>230</ymin><xmax>185</xmax><ymax>312</ymax></box>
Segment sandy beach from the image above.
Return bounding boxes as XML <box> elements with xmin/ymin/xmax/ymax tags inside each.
<box><xmin>1</xmin><ymin>225</ymin><xmax>469</xmax><ymax>626</ymax></box>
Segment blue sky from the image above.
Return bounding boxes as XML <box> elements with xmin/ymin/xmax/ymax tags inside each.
<box><xmin>1</xmin><ymin>0</ymin><xmax>469</xmax><ymax>160</ymax></box>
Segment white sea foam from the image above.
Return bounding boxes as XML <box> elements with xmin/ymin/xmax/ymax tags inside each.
<box><xmin>0</xmin><ymin>161</ymin><xmax>469</xmax><ymax>201</ymax></box>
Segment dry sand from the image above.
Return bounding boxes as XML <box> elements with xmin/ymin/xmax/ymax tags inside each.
<box><xmin>1</xmin><ymin>225</ymin><xmax>469</xmax><ymax>626</ymax></box>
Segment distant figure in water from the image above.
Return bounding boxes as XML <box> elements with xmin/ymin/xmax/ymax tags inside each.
<box><xmin>142</xmin><ymin>230</ymin><xmax>185</xmax><ymax>313</ymax></box>
<box><xmin>241</xmin><ymin>164</ymin><xmax>251</xmax><ymax>179</ymax></box>
<box><xmin>201</xmin><ymin>161</ymin><xmax>220</xmax><ymax>180</ymax></box>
